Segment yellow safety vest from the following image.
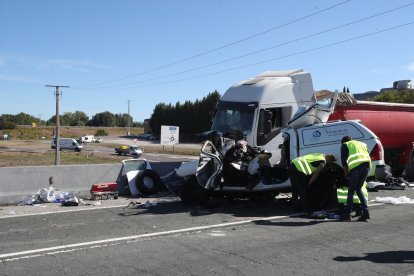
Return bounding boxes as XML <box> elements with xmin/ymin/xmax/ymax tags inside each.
<box><xmin>337</xmin><ymin>182</ymin><xmax>369</xmax><ymax>204</ymax></box>
<box><xmin>345</xmin><ymin>140</ymin><xmax>371</xmax><ymax>170</ymax></box>
<box><xmin>292</xmin><ymin>153</ymin><xmax>325</xmax><ymax>175</ymax></box>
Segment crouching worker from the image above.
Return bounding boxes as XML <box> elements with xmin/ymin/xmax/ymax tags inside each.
<box><xmin>340</xmin><ymin>136</ymin><xmax>371</xmax><ymax>221</ymax></box>
<box><xmin>289</xmin><ymin>153</ymin><xmax>336</xmax><ymax>212</ymax></box>
<box><xmin>337</xmin><ymin>182</ymin><xmax>369</xmax><ymax>217</ymax></box>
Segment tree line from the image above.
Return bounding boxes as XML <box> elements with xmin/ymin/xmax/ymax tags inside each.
<box><xmin>373</xmin><ymin>89</ymin><xmax>414</xmax><ymax>103</ymax></box>
<box><xmin>0</xmin><ymin>111</ymin><xmax>142</xmax><ymax>129</ymax></box>
<box><xmin>149</xmin><ymin>91</ymin><xmax>221</xmax><ymax>137</ymax></box>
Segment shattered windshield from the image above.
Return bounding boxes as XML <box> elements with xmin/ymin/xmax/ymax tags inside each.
<box><xmin>211</xmin><ymin>101</ymin><xmax>257</xmax><ymax>136</ymax></box>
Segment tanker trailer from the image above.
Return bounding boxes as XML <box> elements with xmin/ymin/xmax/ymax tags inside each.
<box><xmin>329</xmin><ymin>100</ymin><xmax>414</xmax><ymax>181</ymax></box>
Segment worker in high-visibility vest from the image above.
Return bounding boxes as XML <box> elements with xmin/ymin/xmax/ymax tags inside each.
<box><xmin>337</xmin><ymin>182</ymin><xmax>368</xmax><ymax>216</ymax></box>
<box><xmin>340</xmin><ymin>136</ymin><xmax>372</xmax><ymax>221</ymax></box>
<box><xmin>289</xmin><ymin>153</ymin><xmax>336</xmax><ymax>211</ymax></box>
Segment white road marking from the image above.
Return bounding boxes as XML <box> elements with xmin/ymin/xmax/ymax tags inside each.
<box><xmin>0</xmin><ymin>204</ymin><xmax>129</xmax><ymax>219</ymax></box>
<box><xmin>0</xmin><ymin>214</ymin><xmax>290</xmax><ymax>262</ymax></box>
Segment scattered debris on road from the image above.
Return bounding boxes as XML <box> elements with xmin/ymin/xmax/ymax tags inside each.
<box><xmin>374</xmin><ymin>196</ymin><xmax>414</xmax><ymax>204</ymax></box>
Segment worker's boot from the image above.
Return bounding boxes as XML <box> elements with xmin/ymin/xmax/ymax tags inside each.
<box><xmin>340</xmin><ymin>213</ymin><xmax>351</xmax><ymax>221</ymax></box>
<box><xmin>353</xmin><ymin>205</ymin><xmax>362</xmax><ymax>217</ymax></box>
<box><xmin>357</xmin><ymin>210</ymin><xmax>371</xmax><ymax>221</ymax></box>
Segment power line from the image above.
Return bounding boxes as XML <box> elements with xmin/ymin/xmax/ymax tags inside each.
<box><xmin>75</xmin><ymin>0</ymin><xmax>351</xmax><ymax>88</ymax></box>
<box><xmin>78</xmin><ymin>2</ymin><xmax>413</xmax><ymax>90</ymax></box>
<box><xmin>92</xmin><ymin>21</ymin><xmax>414</xmax><ymax>90</ymax></box>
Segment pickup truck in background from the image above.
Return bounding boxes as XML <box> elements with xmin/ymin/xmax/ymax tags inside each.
<box><xmin>115</xmin><ymin>145</ymin><xmax>143</xmax><ymax>158</ymax></box>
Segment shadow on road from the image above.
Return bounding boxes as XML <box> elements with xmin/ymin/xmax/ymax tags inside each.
<box><xmin>118</xmin><ymin>196</ymin><xmax>299</xmax><ymax>219</ymax></box>
<box><xmin>334</xmin><ymin>250</ymin><xmax>414</xmax><ymax>264</ymax></box>
<box><xmin>253</xmin><ymin>219</ymin><xmax>326</xmax><ymax>227</ymax></box>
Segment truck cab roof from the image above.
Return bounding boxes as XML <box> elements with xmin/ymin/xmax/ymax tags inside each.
<box><xmin>221</xmin><ymin>69</ymin><xmax>314</xmax><ymax>105</ymax></box>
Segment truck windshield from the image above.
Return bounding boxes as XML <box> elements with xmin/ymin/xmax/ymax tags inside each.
<box><xmin>211</xmin><ymin>101</ymin><xmax>257</xmax><ymax>136</ymax></box>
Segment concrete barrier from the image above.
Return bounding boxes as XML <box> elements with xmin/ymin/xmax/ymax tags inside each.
<box><xmin>0</xmin><ymin>161</ymin><xmax>185</xmax><ymax>205</ymax></box>
<box><xmin>0</xmin><ymin>164</ymin><xmax>121</xmax><ymax>205</ymax></box>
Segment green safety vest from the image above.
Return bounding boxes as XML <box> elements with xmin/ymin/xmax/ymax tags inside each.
<box><xmin>345</xmin><ymin>140</ymin><xmax>371</xmax><ymax>170</ymax></box>
<box><xmin>292</xmin><ymin>153</ymin><xmax>325</xmax><ymax>175</ymax></box>
<box><xmin>337</xmin><ymin>182</ymin><xmax>369</xmax><ymax>204</ymax></box>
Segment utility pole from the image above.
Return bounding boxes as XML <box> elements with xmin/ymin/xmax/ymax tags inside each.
<box><xmin>127</xmin><ymin>99</ymin><xmax>131</xmax><ymax>136</ymax></box>
<box><xmin>45</xmin><ymin>85</ymin><xmax>70</xmax><ymax>165</ymax></box>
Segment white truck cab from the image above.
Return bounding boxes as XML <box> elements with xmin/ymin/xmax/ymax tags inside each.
<box><xmin>211</xmin><ymin>69</ymin><xmax>315</xmax><ymax>165</ymax></box>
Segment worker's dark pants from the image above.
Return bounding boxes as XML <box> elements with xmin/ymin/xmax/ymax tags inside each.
<box><xmin>289</xmin><ymin>165</ymin><xmax>310</xmax><ymax>211</ymax></box>
<box><xmin>346</xmin><ymin>162</ymin><xmax>370</xmax><ymax>215</ymax></box>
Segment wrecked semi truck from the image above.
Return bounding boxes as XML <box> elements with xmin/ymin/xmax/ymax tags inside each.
<box><xmin>179</xmin><ymin>116</ymin><xmax>385</xmax><ymax>205</ymax></box>
<box><xmin>329</xmin><ymin>100</ymin><xmax>414</xmax><ymax>181</ymax></box>
<box><xmin>177</xmin><ymin>70</ymin><xmax>385</xmax><ymax>204</ymax></box>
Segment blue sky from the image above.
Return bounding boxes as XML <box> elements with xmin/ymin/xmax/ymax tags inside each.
<box><xmin>1</xmin><ymin>0</ymin><xmax>414</xmax><ymax>122</ymax></box>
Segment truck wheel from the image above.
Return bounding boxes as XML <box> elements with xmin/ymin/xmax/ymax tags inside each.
<box><xmin>135</xmin><ymin>169</ymin><xmax>162</xmax><ymax>195</ymax></box>
<box><xmin>404</xmin><ymin>152</ymin><xmax>414</xmax><ymax>182</ymax></box>
<box><xmin>179</xmin><ymin>175</ymin><xmax>209</xmax><ymax>206</ymax></box>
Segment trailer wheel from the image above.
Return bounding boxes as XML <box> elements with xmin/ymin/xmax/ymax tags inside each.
<box><xmin>404</xmin><ymin>152</ymin><xmax>414</xmax><ymax>182</ymax></box>
<box><xmin>179</xmin><ymin>175</ymin><xmax>209</xmax><ymax>206</ymax></box>
<box><xmin>135</xmin><ymin>169</ymin><xmax>161</xmax><ymax>195</ymax></box>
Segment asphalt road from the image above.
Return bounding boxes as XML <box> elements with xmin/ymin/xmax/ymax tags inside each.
<box><xmin>0</xmin><ymin>187</ymin><xmax>413</xmax><ymax>275</ymax></box>
<box><xmin>82</xmin><ymin>137</ymin><xmax>199</xmax><ymax>163</ymax></box>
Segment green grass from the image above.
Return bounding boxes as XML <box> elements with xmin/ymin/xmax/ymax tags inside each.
<box><xmin>3</xmin><ymin>126</ymin><xmax>144</xmax><ymax>140</ymax></box>
<box><xmin>0</xmin><ymin>151</ymin><xmax>121</xmax><ymax>167</ymax></box>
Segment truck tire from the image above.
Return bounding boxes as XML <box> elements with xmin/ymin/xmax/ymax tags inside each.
<box><xmin>135</xmin><ymin>169</ymin><xmax>161</xmax><ymax>195</ymax></box>
<box><xmin>179</xmin><ymin>175</ymin><xmax>209</xmax><ymax>206</ymax></box>
<box><xmin>404</xmin><ymin>152</ymin><xmax>414</xmax><ymax>182</ymax></box>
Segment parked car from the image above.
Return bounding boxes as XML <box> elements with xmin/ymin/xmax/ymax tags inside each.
<box><xmin>148</xmin><ymin>135</ymin><xmax>159</xmax><ymax>141</ymax></box>
<box><xmin>94</xmin><ymin>137</ymin><xmax>103</xmax><ymax>143</ymax></box>
<box><xmin>81</xmin><ymin>135</ymin><xmax>96</xmax><ymax>143</ymax></box>
<box><xmin>137</xmin><ymin>134</ymin><xmax>152</xmax><ymax>139</ymax></box>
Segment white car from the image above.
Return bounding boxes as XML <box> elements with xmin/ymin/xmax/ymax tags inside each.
<box><xmin>94</xmin><ymin>137</ymin><xmax>103</xmax><ymax>143</ymax></box>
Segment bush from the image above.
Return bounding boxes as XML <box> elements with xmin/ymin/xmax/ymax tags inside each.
<box><xmin>95</xmin><ymin>129</ymin><xmax>108</xmax><ymax>136</ymax></box>
<box><xmin>0</xmin><ymin>121</ymin><xmax>16</xmax><ymax>130</ymax></box>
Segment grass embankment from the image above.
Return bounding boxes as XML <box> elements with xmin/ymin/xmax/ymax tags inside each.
<box><xmin>2</xmin><ymin>126</ymin><xmax>144</xmax><ymax>140</ymax></box>
<box><xmin>0</xmin><ymin>151</ymin><xmax>121</xmax><ymax>167</ymax></box>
